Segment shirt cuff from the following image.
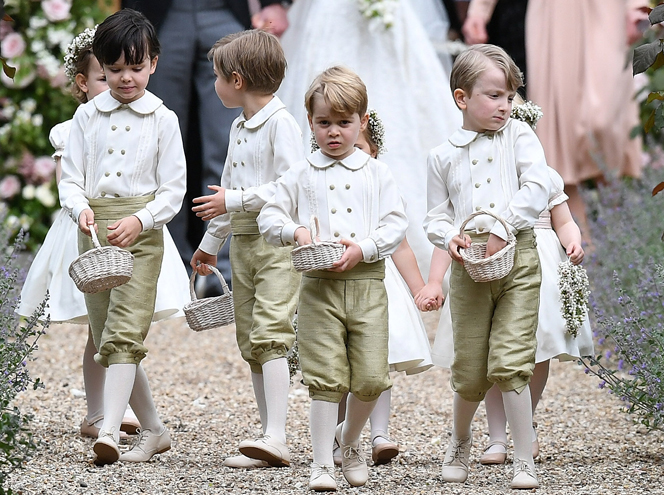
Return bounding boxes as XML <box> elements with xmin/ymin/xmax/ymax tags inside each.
<box><xmin>199</xmin><ymin>231</ymin><xmax>225</xmax><ymax>255</ymax></box>
<box><xmin>444</xmin><ymin>231</ymin><xmax>457</xmax><ymax>251</ymax></box>
<box><xmin>134</xmin><ymin>208</ymin><xmax>154</xmax><ymax>231</ymax></box>
<box><xmin>224</xmin><ymin>189</ymin><xmax>244</xmax><ymax>212</ymax></box>
<box><xmin>358</xmin><ymin>238</ymin><xmax>379</xmax><ymax>263</ymax></box>
<box><xmin>72</xmin><ymin>201</ymin><xmax>90</xmax><ymax>226</ymax></box>
<box><xmin>489</xmin><ymin>219</ymin><xmax>515</xmax><ymax>241</ymax></box>
<box><xmin>281</xmin><ymin>221</ymin><xmax>303</xmax><ymax>246</ymax></box>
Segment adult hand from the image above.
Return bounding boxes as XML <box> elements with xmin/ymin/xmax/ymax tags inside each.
<box><xmin>252</xmin><ymin>4</ymin><xmax>289</xmax><ymax>37</ymax></box>
<box><xmin>462</xmin><ymin>15</ymin><xmax>489</xmax><ymax>45</ymax></box>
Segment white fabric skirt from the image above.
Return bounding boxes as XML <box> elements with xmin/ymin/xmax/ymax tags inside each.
<box><xmin>18</xmin><ymin>209</ymin><xmax>190</xmax><ymax>324</ymax></box>
<box><xmin>385</xmin><ymin>257</ymin><xmax>433</xmax><ymax>375</ymax></box>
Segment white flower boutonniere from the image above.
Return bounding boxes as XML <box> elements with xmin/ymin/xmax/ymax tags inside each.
<box><xmin>558</xmin><ymin>259</ymin><xmax>590</xmax><ymax>338</ymax></box>
<box><xmin>358</xmin><ymin>0</ymin><xmax>399</xmax><ymax>29</ymax></box>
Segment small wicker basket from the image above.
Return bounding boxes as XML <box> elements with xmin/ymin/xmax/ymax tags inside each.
<box><xmin>291</xmin><ymin>216</ymin><xmax>345</xmax><ymax>272</ymax></box>
<box><xmin>68</xmin><ymin>227</ymin><xmax>134</xmax><ymax>293</ymax></box>
<box><xmin>184</xmin><ymin>264</ymin><xmax>235</xmax><ymax>332</ymax></box>
<box><xmin>458</xmin><ymin>210</ymin><xmax>516</xmax><ymax>283</ymax></box>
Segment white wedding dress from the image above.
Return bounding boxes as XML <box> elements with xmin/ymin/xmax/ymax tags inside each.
<box><xmin>279</xmin><ymin>0</ymin><xmax>462</xmax><ymax>277</ymax></box>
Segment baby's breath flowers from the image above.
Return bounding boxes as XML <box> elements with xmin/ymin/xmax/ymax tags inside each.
<box><xmin>357</xmin><ymin>0</ymin><xmax>398</xmax><ymax>29</ymax></box>
<box><xmin>558</xmin><ymin>258</ymin><xmax>590</xmax><ymax>338</ymax></box>
<box><xmin>366</xmin><ymin>109</ymin><xmax>387</xmax><ymax>155</ymax></box>
<box><xmin>63</xmin><ymin>25</ymin><xmax>96</xmax><ymax>81</ymax></box>
<box><xmin>511</xmin><ymin>100</ymin><xmax>543</xmax><ymax>130</ymax></box>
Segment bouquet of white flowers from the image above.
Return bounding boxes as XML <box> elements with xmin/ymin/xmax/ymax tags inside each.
<box><xmin>510</xmin><ymin>100</ymin><xmax>543</xmax><ymax>130</ymax></box>
<box><xmin>357</xmin><ymin>0</ymin><xmax>398</xmax><ymax>29</ymax></box>
<box><xmin>558</xmin><ymin>258</ymin><xmax>590</xmax><ymax>338</ymax></box>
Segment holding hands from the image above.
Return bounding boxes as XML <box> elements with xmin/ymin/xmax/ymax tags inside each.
<box><xmin>192</xmin><ymin>185</ymin><xmax>227</xmax><ymax>221</ymax></box>
<box><xmin>414</xmin><ymin>283</ymin><xmax>444</xmax><ymax>312</ymax></box>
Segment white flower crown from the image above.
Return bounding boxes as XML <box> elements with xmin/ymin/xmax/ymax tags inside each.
<box><xmin>310</xmin><ymin>108</ymin><xmax>387</xmax><ymax>156</ymax></box>
<box><xmin>63</xmin><ymin>25</ymin><xmax>97</xmax><ymax>82</ymax></box>
<box><xmin>510</xmin><ymin>100</ymin><xmax>543</xmax><ymax>130</ymax></box>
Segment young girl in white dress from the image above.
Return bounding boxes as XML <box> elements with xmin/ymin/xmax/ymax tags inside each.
<box><xmin>419</xmin><ymin>100</ymin><xmax>594</xmax><ymax>464</ymax></box>
<box><xmin>327</xmin><ymin>110</ymin><xmax>436</xmax><ymax>466</ymax></box>
<box><xmin>17</xmin><ymin>27</ymin><xmax>190</xmax><ymax>442</ymax></box>
<box><xmin>278</xmin><ymin>0</ymin><xmax>462</xmax><ymax>277</ymax></box>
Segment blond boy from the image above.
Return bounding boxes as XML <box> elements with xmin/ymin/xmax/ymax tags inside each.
<box><xmin>258</xmin><ymin>66</ymin><xmax>408</xmax><ymax>491</ymax></box>
<box><xmin>424</xmin><ymin>45</ymin><xmax>550</xmax><ymax>490</ymax></box>
<box><xmin>190</xmin><ymin>30</ymin><xmax>303</xmax><ymax>469</ymax></box>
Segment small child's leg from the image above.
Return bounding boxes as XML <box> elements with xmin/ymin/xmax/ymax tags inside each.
<box><xmin>81</xmin><ymin>328</ymin><xmax>104</xmax><ymax>437</ymax></box>
<box><xmin>251</xmin><ymin>371</ymin><xmax>268</xmax><ymax>430</ymax></box>
<box><xmin>502</xmin><ymin>386</ymin><xmax>538</xmax><ymax>489</ymax></box>
<box><xmin>342</xmin><ymin>393</ymin><xmax>377</xmax><ymax>445</ymax></box>
<box><xmin>480</xmin><ymin>384</ymin><xmax>508</xmax><ymax>464</ymax></box>
<box><xmin>442</xmin><ymin>393</ymin><xmax>479</xmax><ymax>483</ymax></box>
<box><xmin>309</xmin><ymin>399</ymin><xmax>338</xmax><ymax>491</ymax></box>
<box><xmin>369</xmin><ymin>389</ymin><xmax>399</xmax><ymax>464</ymax></box>
<box><xmin>529</xmin><ymin>360</ymin><xmax>550</xmax><ymax>456</ymax></box>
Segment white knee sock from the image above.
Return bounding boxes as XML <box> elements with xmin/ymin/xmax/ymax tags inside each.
<box><xmin>310</xmin><ymin>399</ymin><xmax>338</xmax><ymax>466</ymax></box>
<box><xmin>83</xmin><ymin>328</ymin><xmax>104</xmax><ymax>424</ymax></box>
<box><xmin>484</xmin><ymin>384</ymin><xmax>508</xmax><ymax>452</ymax></box>
<box><xmin>342</xmin><ymin>393</ymin><xmax>377</xmax><ymax>446</ymax></box>
<box><xmin>370</xmin><ymin>389</ymin><xmax>392</xmax><ymax>445</ymax></box>
<box><xmin>502</xmin><ymin>387</ymin><xmax>534</xmax><ymax>466</ymax></box>
<box><xmin>128</xmin><ymin>364</ymin><xmax>162</xmax><ymax>432</ymax></box>
<box><xmin>452</xmin><ymin>392</ymin><xmax>479</xmax><ymax>440</ymax></box>
<box><xmin>251</xmin><ymin>371</ymin><xmax>268</xmax><ymax>434</ymax></box>
<box><xmin>530</xmin><ymin>361</ymin><xmax>550</xmax><ymax>442</ymax></box>
<box><xmin>100</xmin><ymin>363</ymin><xmax>136</xmax><ymax>440</ymax></box>
<box><xmin>262</xmin><ymin>357</ymin><xmax>290</xmax><ymax>444</ymax></box>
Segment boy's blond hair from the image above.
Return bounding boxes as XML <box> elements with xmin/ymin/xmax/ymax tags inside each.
<box><xmin>208</xmin><ymin>29</ymin><xmax>286</xmax><ymax>94</ymax></box>
<box><xmin>304</xmin><ymin>66</ymin><xmax>368</xmax><ymax>118</ymax></box>
<box><xmin>450</xmin><ymin>44</ymin><xmax>523</xmax><ymax>95</ymax></box>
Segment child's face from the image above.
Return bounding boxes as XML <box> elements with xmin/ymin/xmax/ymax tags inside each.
<box><xmin>454</xmin><ymin>61</ymin><xmax>515</xmax><ymax>133</ymax></box>
<box><xmin>76</xmin><ymin>56</ymin><xmax>108</xmax><ymax>101</ymax></box>
<box><xmin>213</xmin><ymin>68</ymin><xmax>242</xmax><ymax>109</ymax></box>
<box><xmin>308</xmin><ymin>95</ymin><xmax>368</xmax><ymax>161</ymax></box>
<box><xmin>103</xmin><ymin>53</ymin><xmax>157</xmax><ymax>104</ymax></box>
<box><xmin>355</xmin><ymin>130</ymin><xmax>377</xmax><ymax>158</ymax></box>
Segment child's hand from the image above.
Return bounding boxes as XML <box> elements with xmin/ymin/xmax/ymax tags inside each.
<box><xmin>107</xmin><ymin>215</ymin><xmax>142</xmax><ymax>248</ymax></box>
<box><xmin>190</xmin><ymin>249</ymin><xmax>217</xmax><ymax>275</ymax></box>
<box><xmin>485</xmin><ymin>233</ymin><xmax>507</xmax><ymax>258</ymax></box>
<box><xmin>448</xmin><ymin>234</ymin><xmax>471</xmax><ymax>263</ymax></box>
<box><xmin>567</xmin><ymin>242</ymin><xmax>584</xmax><ymax>265</ymax></box>
<box><xmin>78</xmin><ymin>209</ymin><xmax>96</xmax><ymax>236</ymax></box>
<box><xmin>414</xmin><ymin>283</ymin><xmax>444</xmax><ymax>311</ymax></box>
<box><xmin>329</xmin><ymin>239</ymin><xmax>362</xmax><ymax>272</ymax></box>
<box><xmin>192</xmin><ymin>185</ymin><xmax>227</xmax><ymax>221</ymax></box>
<box><xmin>294</xmin><ymin>227</ymin><xmax>313</xmax><ymax>246</ymax></box>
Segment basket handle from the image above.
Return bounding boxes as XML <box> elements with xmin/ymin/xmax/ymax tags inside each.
<box><xmin>309</xmin><ymin>215</ymin><xmax>320</xmax><ymax>245</ymax></box>
<box><xmin>458</xmin><ymin>210</ymin><xmax>515</xmax><ymax>242</ymax></box>
<box><xmin>89</xmin><ymin>226</ymin><xmax>102</xmax><ymax>249</ymax></box>
<box><xmin>188</xmin><ymin>264</ymin><xmax>231</xmax><ymax>302</ymax></box>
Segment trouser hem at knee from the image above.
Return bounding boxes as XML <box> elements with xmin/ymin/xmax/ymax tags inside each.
<box><xmin>495</xmin><ymin>375</ymin><xmax>531</xmax><ymax>394</ymax></box>
<box><xmin>97</xmin><ymin>352</ymin><xmax>144</xmax><ymax>367</ymax></box>
<box><xmin>450</xmin><ymin>377</ymin><xmax>489</xmax><ymax>402</ymax></box>
<box><xmin>308</xmin><ymin>389</ymin><xmax>344</xmax><ymax>403</ymax></box>
<box><xmin>256</xmin><ymin>347</ymin><xmax>288</xmax><ymax>367</ymax></box>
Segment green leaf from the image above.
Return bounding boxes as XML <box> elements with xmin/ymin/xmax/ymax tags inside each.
<box><xmin>655</xmin><ymin>103</ymin><xmax>664</xmax><ymax>130</ymax></box>
<box><xmin>645</xmin><ymin>108</ymin><xmax>656</xmax><ymax>133</ymax></box>
<box><xmin>1</xmin><ymin>57</ymin><xmax>16</xmax><ymax>79</ymax></box>
<box><xmin>633</xmin><ymin>41</ymin><xmax>663</xmax><ymax>75</ymax></box>
<box><xmin>649</xmin><ymin>4</ymin><xmax>664</xmax><ymax>24</ymax></box>
<box><xmin>652</xmin><ymin>50</ymin><xmax>664</xmax><ymax>71</ymax></box>
<box><xmin>646</xmin><ymin>91</ymin><xmax>664</xmax><ymax>105</ymax></box>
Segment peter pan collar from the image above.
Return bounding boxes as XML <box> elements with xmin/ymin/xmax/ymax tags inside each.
<box><xmin>237</xmin><ymin>95</ymin><xmax>285</xmax><ymax>130</ymax></box>
<box><xmin>448</xmin><ymin>120</ymin><xmax>511</xmax><ymax>147</ymax></box>
<box><xmin>307</xmin><ymin>149</ymin><xmax>370</xmax><ymax>170</ymax></box>
<box><xmin>94</xmin><ymin>89</ymin><xmax>163</xmax><ymax>115</ymax></box>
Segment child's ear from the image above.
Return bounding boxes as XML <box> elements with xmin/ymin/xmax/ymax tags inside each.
<box><xmin>453</xmin><ymin>88</ymin><xmax>468</xmax><ymax>110</ymax></box>
<box><xmin>359</xmin><ymin>112</ymin><xmax>369</xmax><ymax>131</ymax></box>
<box><xmin>232</xmin><ymin>71</ymin><xmax>244</xmax><ymax>90</ymax></box>
<box><xmin>149</xmin><ymin>56</ymin><xmax>158</xmax><ymax>74</ymax></box>
<box><xmin>75</xmin><ymin>73</ymin><xmax>89</xmax><ymax>95</ymax></box>
<box><xmin>307</xmin><ymin>114</ymin><xmax>314</xmax><ymax>132</ymax></box>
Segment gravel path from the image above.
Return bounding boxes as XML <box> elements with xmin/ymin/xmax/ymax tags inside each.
<box><xmin>7</xmin><ymin>312</ymin><xmax>664</xmax><ymax>495</ymax></box>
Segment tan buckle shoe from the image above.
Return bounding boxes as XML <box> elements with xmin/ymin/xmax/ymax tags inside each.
<box><xmin>371</xmin><ymin>434</ymin><xmax>399</xmax><ymax>465</ymax></box>
<box><xmin>479</xmin><ymin>440</ymin><xmax>507</xmax><ymax>465</ymax></box>
<box><xmin>239</xmin><ymin>434</ymin><xmax>290</xmax><ymax>467</ymax></box>
<box><xmin>119</xmin><ymin>427</ymin><xmax>171</xmax><ymax>462</ymax></box>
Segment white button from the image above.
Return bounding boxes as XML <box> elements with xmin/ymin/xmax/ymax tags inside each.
<box><xmin>331</xmin><ymin>208</ymin><xmax>337</xmax><ymax>214</ymax></box>
<box><xmin>472</xmin><ymin>159</ymin><xmax>478</xmax><ymax>165</ymax></box>
<box><xmin>121</xmin><ymin>150</ymin><xmax>125</xmax><ymax>155</ymax></box>
<box><xmin>111</xmin><ymin>125</ymin><xmax>117</xmax><ymax>131</ymax></box>
<box><xmin>345</xmin><ymin>184</ymin><xmax>350</xmax><ymax>189</ymax></box>
<box><xmin>488</xmin><ymin>157</ymin><xmax>493</xmax><ymax>162</ymax></box>
<box><xmin>108</xmin><ymin>148</ymin><xmax>114</xmax><ymax>154</ymax></box>
<box><xmin>347</xmin><ymin>208</ymin><xmax>352</xmax><ymax>213</ymax></box>
<box><xmin>125</xmin><ymin>126</ymin><xmax>130</xmax><ymax>131</ymax></box>
<box><xmin>116</xmin><ymin>172</ymin><xmax>121</xmax><ymax>177</ymax></box>
<box><xmin>475</xmin><ymin>183</ymin><xmax>480</xmax><ymax>188</ymax></box>
<box><xmin>334</xmin><ymin>232</ymin><xmax>340</xmax><ymax>237</ymax></box>
<box><xmin>104</xmin><ymin>172</ymin><xmax>110</xmax><ymax>177</ymax></box>
<box><xmin>487</xmin><ymin>178</ymin><xmax>492</xmax><ymax>183</ymax></box>
<box><xmin>329</xmin><ymin>185</ymin><xmax>335</xmax><ymax>190</ymax></box>
<box><xmin>490</xmin><ymin>203</ymin><xmax>495</xmax><ymax>208</ymax></box>
<box><xmin>237</xmin><ymin>139</ymin><xmax>241</xmax><ymax>144</ymax></box>
<box><xmin>475</xmin><ymin>206</ymin><xmax>481</xmax><ymax>211</ymax></box>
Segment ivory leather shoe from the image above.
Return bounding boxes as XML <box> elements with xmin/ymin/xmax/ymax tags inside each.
<box><xmin>120</xmin><ymin>427</ymin><xmax>171</xmax><ymax>462</ymax></box>
<box><xmin>335</xmin><ymin>423</ymin><xmax>368</xmax><ymax>487</ymax></box>
<box><xmin>239</xmin><ymin>435</ymin><xmax>290</xmax><ymax>467</ymax></box>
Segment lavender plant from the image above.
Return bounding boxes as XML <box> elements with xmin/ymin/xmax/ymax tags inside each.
<box><xmin>581</xmin><ymin>165</ymin><xmax>664</xmax><ymax>430</ymax></box>
<box><xmin>0</xmin><ymin>216</ymin><xmax>47</xmax><ymax>495</ymax></box>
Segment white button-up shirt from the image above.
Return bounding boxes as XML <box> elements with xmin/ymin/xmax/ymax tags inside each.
<box><xmin>199</xmin><ymin>96</ymin><xmax>303</xmax><ymax>255</ymax></box>
<box><xmin>59</xmin><ymin>90</ymin><xmax>186</xmax><ymax>231</ymax></box>
<box><xmin>258</xmin><ymin>149</ymin><xmax>408</xmax><ymax>263</ymax></box>
<box><xmin>424</xmin><ymin>118</ymin><xmax>550</xmax><ymax>250</ymax></box>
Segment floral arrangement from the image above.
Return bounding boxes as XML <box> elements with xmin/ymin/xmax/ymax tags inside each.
<box><xmin>357</xmin><ymin>0</ymin><xmax>398</xmax><ymax>29</ymax></box>
<box><xmin>0</xmin><ymin>0</ymin><xmax>110</xmax><ymax>251</ymax></box>
<box><xmin>286</xmin><ymin>315</ymin><xmax>300</xmax><ymax>384</ymax></box>
<box><xmin>511</xmin><ymin>100</ymin><xmax>543</xmax><ymax>130</ymax></box>
<box><xmin>558</xmin><ymin>258</ymin><xmax>590</xmax><ymax>338</ymax></box>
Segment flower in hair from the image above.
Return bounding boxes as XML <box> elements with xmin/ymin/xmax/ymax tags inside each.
<box><xmin>366</xmin><ymin>109</ymin><xmax>387</xmax><ymax>155</ymax></box>
<box><xmin>510</xmin><ymin>100</ymin><xmax>543</xmax><ymax>130</ymax></box>
<box><xmin>63</xmin><ymin>25</ymin><xmax>97</xmax><ymax>82</ymax></box>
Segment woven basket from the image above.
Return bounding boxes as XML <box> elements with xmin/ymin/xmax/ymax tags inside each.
<box><xmin>458</xmin><ymin>210</ymin><xmax>516</xmax><ymax>283</ymax></box>
<box><xmin>68</xmin><ymin>227</ymin><xmax>134</xmax><ymax>293</ymax></box>
<box><xmin>291</xmin><ymin>216</ymin><xmax>345</xmax><ymax>272</ymax></box>
<box><xmin>184</xmin><ymin>265</ymin><xmax>235</xmax><ymax>332</ymax></box>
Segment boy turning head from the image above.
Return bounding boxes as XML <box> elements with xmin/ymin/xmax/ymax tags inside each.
<box><xmin>424</xmin><ymin>45</ymin><xmax>550</xmax><ymax>490</ymax></box>
<box><xmin>190</xmin><ymin>30</ymin><xmax>303</xmax><ymax>469</ymax></box>
<box><xmin>258</xmin><ymin>66</ymin><xmax>408</xmax><ymax>491</ymax></box>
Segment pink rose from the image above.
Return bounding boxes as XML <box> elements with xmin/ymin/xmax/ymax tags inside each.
<box><xmin>32</xmin><ymin>156</ymin><xmax>56</xmax><ymax>183</ymax></box>
<box><xmin>41</xmin><ymin>0</ymin><xmax>72</xmax><ymax>22</ymax></box>
<box><xmin>0</xmin><ymin>175</ymin><xmax>21</xmax><ymax>199</ymax></box>
<box><xmin>18</xmin><ymin>151</ymin><xmax>35</xmax><ymax>182</ymax></box>
<box><xmin>1</xmin><ymin>32</ymin><xmax>26</xmax><ymax>59</ymax></box>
